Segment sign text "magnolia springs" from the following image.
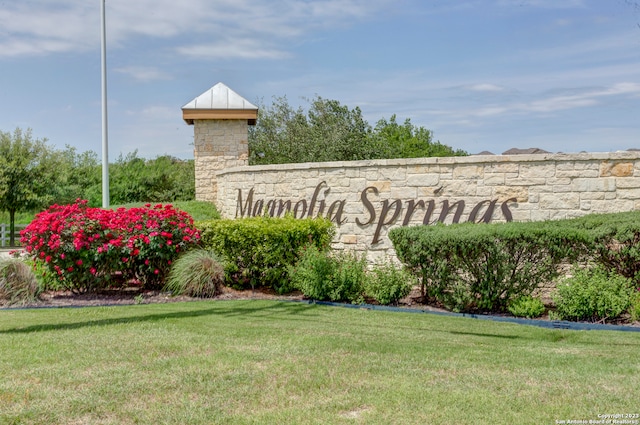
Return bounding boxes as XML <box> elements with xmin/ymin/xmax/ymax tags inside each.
<box><xmin>236</xmin><ymin>181</ymin><xmax>517</xmax><ymax>244</ymax></box>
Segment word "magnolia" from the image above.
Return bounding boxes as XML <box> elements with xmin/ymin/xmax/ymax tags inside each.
<box><xmin>235</xmin><ymin>181</ymin><xmax>517</xmax><ymax>244</ymax></box>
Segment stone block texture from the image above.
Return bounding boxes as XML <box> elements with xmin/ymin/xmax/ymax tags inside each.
<box><xmin>209</xmin><ymin>152</ymin><xmax>640</xmax><ymax>261</ymax></box>
<box><xmin>193</xmin><ymin>119</ymin><xmax>249</xmax><ymax>202</ymax></box>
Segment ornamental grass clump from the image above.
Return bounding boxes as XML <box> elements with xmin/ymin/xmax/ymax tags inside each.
<box><xmin>20</xmin><ymin>200</ymin><xmax>200</xmax><ymax>292</ymax></box>
<box><xmin>165</xmin><ymin>249</ymin><xmax>225</xmax><ymax>297</ymax></box>
<box><xmin>0</xmin><ymin>258</ymin><xmax>41</xmax><ymax>306</ymax></box>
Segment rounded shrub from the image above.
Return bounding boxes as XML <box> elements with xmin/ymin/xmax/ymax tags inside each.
<box><xmin>507</xmin><ymin>295</ymin><xmax>546</xmax><ymax>318</ymax></box>
<box><xmin>199</xmin><ymin>215</ymin><xmax>334</xmax><ymax>294</ymax></box>
<box><xmin>0</xmin><ymin>258</ymin><xmax>41</xmax><ymax>305</ymax></box>
<box><xmin>20</xmin><ymin>200</ymin><xmax>200</xmax><ymax>292</ymax></box>
<box><xmin>553</xmin><ymin>267</ymin><xmax>634</xmax><ymax>322</ymax></box>
<box><xmin>289</xmin><ymin>245</ymin><xmax>365</xmax><ymax>303</ymax></box>
<box><xmin>390</xmin><ymin>220</ymin><xmax>590</xmax><ymax>313</ymax></box>
<box><xmin>364</xmin><ymin>262</ymin><xmax>416</xmax><ymax>305</ymax></box>
<box><xmin>164</xmin><ymin>249</ymin><xmax>225</xmax><ymax>297</ymax></box>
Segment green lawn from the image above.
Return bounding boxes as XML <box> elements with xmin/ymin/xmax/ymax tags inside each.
<box><xmin>0</xmin><ymin>200</ymin><xmax>220</xmax><ymax>227</ymax></box>
<box><xmin>1</xmin><ymin>300</ymin><xmax>638</xmax><ymax>424</ymax></box>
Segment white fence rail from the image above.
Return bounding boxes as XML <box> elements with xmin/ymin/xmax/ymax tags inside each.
<box><xmin>0</xmin><ymin>223</ymin><xmax>26</xmax><ymax>247</ymax></box>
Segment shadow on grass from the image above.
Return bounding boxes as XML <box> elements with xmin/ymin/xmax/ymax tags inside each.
<box><xmin>0</xmin><ymin>301</ymin><xmax>317</xmax><ymax>334</ymax></box>
<box><xmin>448</xmin><ymin>330</ymin><xmax>520</xmax><ymax>340</ymax></box>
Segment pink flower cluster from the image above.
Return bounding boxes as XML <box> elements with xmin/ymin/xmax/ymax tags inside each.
<box><xmin>20</xmin><ymin>200</ymin><xmax>200</xmax><ymax>292</ymax></box>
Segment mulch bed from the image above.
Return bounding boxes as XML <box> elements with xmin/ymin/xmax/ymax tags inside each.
<box><xmin>2</xmin><ymin>286</ymin><xmax>306</xmax><ymax>309</ymax></box>
<box><xmin>3</xmin><ymin>286</ymin><xmax>639</xmax><ymax>329</ymax></box>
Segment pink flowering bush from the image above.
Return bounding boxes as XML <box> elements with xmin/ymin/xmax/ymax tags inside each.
<box><xmin>20</xmin><ymin>200</ymin><xmax>200</xmax><ymax>292</ymax></box>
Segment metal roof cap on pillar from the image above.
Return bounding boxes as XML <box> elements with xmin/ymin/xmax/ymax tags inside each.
<box><xmin>182</xmin><ymin>82</ymin><xmax>258</xmax><ymax>125</ymax></box>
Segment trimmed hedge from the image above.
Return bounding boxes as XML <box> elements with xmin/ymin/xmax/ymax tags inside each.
<box><xmin>389</xmin><ymin>221</ymin><xmax>590</xmax><ymax>313</ymax></box>
<box><xmin>565</xmin><ymin>211</ymin><xmax>640</xmax><ymax>285</ymax></box>
<box><xmin>198</xmin><ymin>216</ymin><xmax>334</xmax><ymax>293</ymax></box>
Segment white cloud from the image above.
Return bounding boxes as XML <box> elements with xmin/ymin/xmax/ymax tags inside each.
<box><xmin>496</xmin><ymin>0</ymin><xmax>586</xmax><ymax>9</ymax></box>
<box><xmin>0</xmin><ymin>2</ymin><xmax>96</xmax><ymax>57</ymax></box>
<box><xmin>466</xmin><ymin>84</ymin><xmax>508</xmax><ymax>92</ymax></box>
<box><xmin>522</xmin><ymin>83</ymin><xmax>640</xmax><ymax>113</ymax></box>
<box><xmin>0</xmin><ymin>0</ymin><xmax>394</xmax><ymax>59</ymax></box>
<box><xmin>421</xmin><ymin>82</ymin><xmax>640</xmax><ymax>125</ymax></box>
<box><xmin>176</xmin><ymin>39</ymin><xmax>291</xmax><ymax>60</ymax></box>
<box><xmin>115</xmin><ymin>66</ymin><xmax>172</xmax><ymax>82</ymax></box>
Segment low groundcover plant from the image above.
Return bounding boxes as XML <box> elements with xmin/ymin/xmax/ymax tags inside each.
<box><xmin>20</xmin><ymin>199</ymin><xmax>200</xmax><ymax>292</ymax></box>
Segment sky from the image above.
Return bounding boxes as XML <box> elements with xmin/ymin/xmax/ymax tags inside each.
<box><xmin>0</xmin><ymin>0</ymin><xmax>639</xmax><ymax>160</ymax></box>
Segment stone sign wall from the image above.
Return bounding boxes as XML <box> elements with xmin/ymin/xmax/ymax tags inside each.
<box><xmin>182</xmin><ymin>84</ymin><xmax>640</xmax><ymax>263</ymax></box>
<box><xmin>214</xmin><ymin>152</ymin><xmax>640</xmax><ymax>262</ymax></box>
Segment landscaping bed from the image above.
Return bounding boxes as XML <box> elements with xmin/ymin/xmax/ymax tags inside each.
<box><xmin>5</xmin><ymin>285</ymin><xmax>639</xmax><ymax>331</ymax></box>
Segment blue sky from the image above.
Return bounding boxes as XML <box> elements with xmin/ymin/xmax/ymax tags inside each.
<box><xmin>1</xmin><ymin>0</ymin><xmax>639</xmax><ymax>159</ymax></box>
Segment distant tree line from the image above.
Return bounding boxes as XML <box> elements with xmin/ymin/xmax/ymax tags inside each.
<box><xmin>249</xmin><ymin>96</ymin><xmax>467</xmax><ymax>165</ymax></box>
<box><xmin>1</xmin><ymin>96</ymin><xmax>466</xmax><ymax>239</ymax></box>
<box><xmin>0</xmin><ymin>128</ymin><xmax>194</xmax><ymax>243</ymax></box>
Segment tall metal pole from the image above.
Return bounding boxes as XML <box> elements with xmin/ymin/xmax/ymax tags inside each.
<box><xmin>100</xmin><ymin>0</ymin><xmax>110</xmax><ymax>208</ymax></box>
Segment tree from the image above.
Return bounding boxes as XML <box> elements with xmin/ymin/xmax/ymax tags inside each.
<box><xmin>0</xmin><ymin>128</ymin><xmax>61</xmax><ymax>245</ymax></box>
<box><xmin>55</xmin><ymin>146</ymin><xmax>101</xmax><ymax>206</ymax></box>
<box><xmin>372</xmin><ymin>115</ymin><xmax>467</xmax><ymax>158</ymax></box>
<box><xmin>248</xmin><ymin>96</ymin><xmax>466</xmax><ymax>165</ymax></box>
<box><xmin>108</xmin><ymin>151</ymin><xmax>195</xmax><ymax>205</ymax></box>
<box><xmin>249</xmin><ymin>96</ymin><xmax>377</xmax><ymax>164</ymax></box>
<box><xmin>305</xmin><ymin>96</ymin><xmax>375</xmax><ymax>161</ymax></box>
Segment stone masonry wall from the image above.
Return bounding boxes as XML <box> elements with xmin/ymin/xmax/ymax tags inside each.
<box><xmin>214</xmin><ymin>152</ymin><xmax>640</xmax><ymax>262</ymax></box>
<box><xmin>193</xmin><ymin>119</ymin><xmax>249</xmax><ymax>202</ymax></box>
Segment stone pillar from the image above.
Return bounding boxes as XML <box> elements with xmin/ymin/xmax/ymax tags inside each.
<box><xmin>182</xmin><ymin>83</ymin><xmax>257</xmax><ymax>204</ymax></box>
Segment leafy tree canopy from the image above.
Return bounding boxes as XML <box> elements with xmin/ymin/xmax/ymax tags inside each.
<box><xmin>248</xmin><ymin>96</ymin><xmax>467</xmax><ymax>165</ymax></box>
<box><xmin>0</xmin><ymin>128</ymin><xmax>197</xmax><ymax>236</ymax></box>
<box><xmin>0</xmin><ymin>128</ymin><xmax>61</xmax><ymax>244</ymax></box>
<box><xmin>108</xmin><ymin>151</ymin><xmax>195</xmax><ymax>206</ymax></box>
<box><xmin>372</xmin><ymin>115</ymin><xmax>467</xmax><ymax>159</ymax></box>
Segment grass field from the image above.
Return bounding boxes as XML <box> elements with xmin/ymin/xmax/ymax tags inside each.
<box><xmin>1</xmin><ymin>300</ymin><xmax>638</xmax><ymax>424</ymax></box>
<box><xmin>0</xmin><ymin>200</ymin><xmax>220</xmax><ymax>226</ymax></box>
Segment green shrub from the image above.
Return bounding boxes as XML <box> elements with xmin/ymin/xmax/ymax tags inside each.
<box><xmin>567</xmin><ymin>211</ymin><xmax>640</xmax><ymax>285</ymax></box>
<box><xmin>330</xmin><ymin>251</ymin><xmax>367</xmax><ymax>304</ymax></box>
<box><xmin>164</xmin><ymin>249</ymin><xmax>225</xmax><ymax>298</ymax></box>
<box><xmin>390</xmin><ymin>221</ymin><xmax>590</xmax><ymax>313</ymax></box>
<box><xmin>507</xmin><ymin>295</ymin><xmax>546</xmax><ymax>318</ymax></box>
<box><xmin>31</xmin><ymin>258</ymin><xmax>62</xmax><ymax>291</ymax></box>
<box><xmin>288</xmin><ymin>244</ymin><xmax>334</xmax><ymax>300</ymax></box>
<box><xmin>289</xmin><ymin>245</ymin><xmax>366</xmax><ymax>303</ymax></box>
<box><xmin>0</xmin><ymin>258</ymin><xmax>41</xmax><ymax>305</ymax></box>
<box><xmin>629</xmin><ymin>291</ymin><xmax>640</xmax><ymax>323</ymax></box>
<box><xmin>553</xmin><ymin>267</ymin><xmax>634</xmax><ymax>322</ymax></box>
<box><xmin>198</xmin><ymin>216</ymin><xmax>334</xmax><ymax>294</ymax></box>
<box><xmin>364</xmin><ymin>262</ymin><xmax>416</xmax><ymax>305</ymax></box>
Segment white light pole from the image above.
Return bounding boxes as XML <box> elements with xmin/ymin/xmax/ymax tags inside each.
<box><xmin>100</xmin><ymin>0</ymin><xmax>110</xmax><ymax>208</ymax></box>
